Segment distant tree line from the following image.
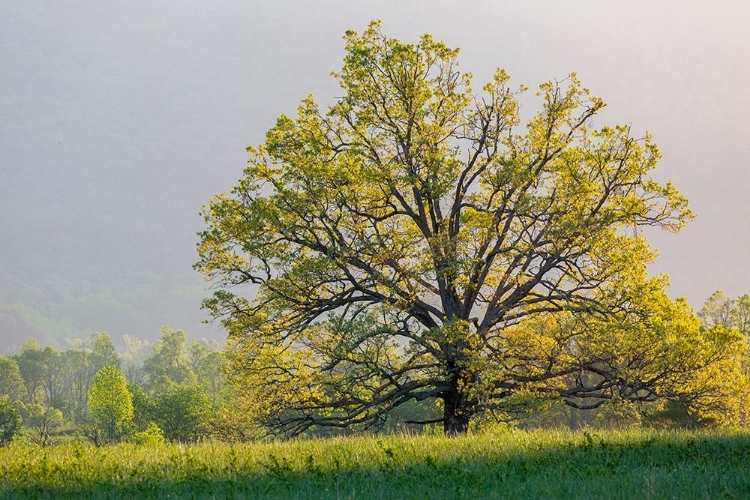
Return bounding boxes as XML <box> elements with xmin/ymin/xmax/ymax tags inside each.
<box><xmin>0</xmin><ymin>326</ymin><xmax>259</xmax><ymax>446</ymax></box>
<box><xmin>0</xmin><ymin>290</ymin><xmax>748</xmax><ymax>446</ymax></box>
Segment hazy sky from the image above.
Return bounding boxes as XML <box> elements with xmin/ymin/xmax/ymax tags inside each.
<box><xmin>2</xmin><ymin>1</ymin><xmax>749</xmax><ymax>343</ymax></box>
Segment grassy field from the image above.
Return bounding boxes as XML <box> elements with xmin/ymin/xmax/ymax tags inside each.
<box><xmin>1</xmin><ymin>429</ymin><xmax>749</xmax><ymax>499</ymax></box>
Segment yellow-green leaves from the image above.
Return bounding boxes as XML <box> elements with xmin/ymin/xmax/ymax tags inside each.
<box><xmin>89</xmin><ymin>366</ymin><xmax>133</xmax><ymax>442</ymax></box>
<box><xmin>195</xmin><ymin>21</ymin><xmax>712</xmax><ymax>435</ymax></box>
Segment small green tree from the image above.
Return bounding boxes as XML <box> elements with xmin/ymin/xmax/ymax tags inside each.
<box><xmin>0</xmin><ymin>356</ymin><xmax>25</xmax><ymax>400</ymax></box>
<box><xmin>40</xmin><ymin>346</ymin><xmax>65</xmax><ymax>410</ymax></box>
<box><xmin>90</xmin><ymin>332</ymin><xmax>121</xmax><ymax>372</ymax></box>
<box><xmin>20</xmin><ymin>403</ymin><xmax>63</xmax><ymax>446</ymax></box>
<box><xmin>14</xmin><ymin>339</ymin><xmax>45</xmax><ymax>404</ymax></box>
<box><xmin>88</xmin><ymin>366</ymin><xmax>133</xmax><ymax>442</ymax></box>
<box><xmin>143</xmin><ymin>326</ymin><xmax>192</xmax><ymax>386</ymax></box>
<box><xmin>153</xmin><ymin>384</ymin><xmax>211</xmax><ymax>442</ymax></box>
<box><xmin>0</xmin><ymin>396</ymin><xmax>21</xmax><ymax>445</ymax></box>
<box><xmin>62</xmin><ymin>342</ymin><xmax>92</xmax><ymax>424</ymax></box>
<box><xmin>127</xmin><ymin>383</ymin><xmax>154</xmax><ymax>431</ymax></box>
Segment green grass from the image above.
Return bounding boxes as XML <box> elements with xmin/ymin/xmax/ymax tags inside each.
<box><xmin>1</xmin><ymin>429</ymin><xmax>749</xmax><ymax>499</ymax></box>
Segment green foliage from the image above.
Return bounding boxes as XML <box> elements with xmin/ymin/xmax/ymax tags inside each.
<box><xmin>62</xmin><ymin>341</ymin><xmax>93</xmax><ymax>423</ymax></box>
<box><xmin>205</xmin><ymin>388</ymin><xmax>264</xmax><ymax>442</ymax></box>
<box><xmin>14</xmin><ymin>339</ymin><xmax>45</xmax><ymax>404</ymax></box>
<box><xmin>1</xmin><ymin>430</ymin><xmax>750</xmax><ymax>498</ymax></box>
<box><xmin>19</xmin><ymin>403</ymin><xmax>63</xmax><ymax>446</ymax></box>
<box><xmin>152</xmin><ymin>384</ymin><xmax>211</xmax><ymax>442</ymax></box>
<box><xmin>127</xmin><ymin>383</ymin><xmax>154</xmax><ymax>431</ymax></box>
<box><xmin>89</xmin><ymin>332</ymin><xmax>120</xmax><ymax>373</ymax></box>
<box><xmin>130</xmin><ymin>422</ymin><xmax>165</xmax><ymax>446</ymax></box>
<box><xmin>0</xmin><ymin>356</ymin><xmax>25</xmax><ymax>400</ymax></box>
<box><xmin>691</xmin><ymin>290</ymin><xmax>750</xmax><ymax>425</ymax></box>
<box><xmin>122</xmin><ymin>335</ymin><xmax>151</xmax><ymax>385</ymax></box>
<box><xmin>196</xmin><ymin>351</ymin><xmax>225</xmax><ymax>406</ymax></box>
<box><xmin>196</xmin><ymin>21</ymin><xmax>700</xmax><ymax>435</ymax></box>
<box><xmin>88</xmin><ymin>366</ymin><xmax>133</xmax><ymax>442</ymax></box>
<box><xmin>698</xmin><ymin>290</ymin><xmax>750</xmax><ymax>339</ymax></box>
<box><xmin>39</xmin><ymin>346</ymin><xmax>65</xmax><ymax>409</ymax></box>
<box><xmin>143</xmin><ymin>326</ymin><xmax>191</xmax><ymax>387</ymax></box>
<box><xmin>0</xmin><ymin>328</ymin><xmax>223</xmax><ymax>444</ymax></box>
<box><xmin>0</xmin><ymin>396</ymin><xmax>21</xmax><ymax>445</ymax></box>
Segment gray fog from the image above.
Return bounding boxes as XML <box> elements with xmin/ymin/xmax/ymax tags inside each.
<box><xmin>1</xmin><ymin>1</ymin><xmax>749</xmax><ymax>350</ymax></box>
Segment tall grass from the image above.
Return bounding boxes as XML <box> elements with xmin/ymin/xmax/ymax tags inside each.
<box><xmin>1</xmin><ymin>428</ymin><xmax>749</xmax><ymax>499</ymax></box>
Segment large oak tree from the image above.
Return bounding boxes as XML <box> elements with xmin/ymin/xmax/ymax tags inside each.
<box><xmin>196</xmin><ymin>22</ymin><xmax>743</xmax><ymax>434</ymax></box>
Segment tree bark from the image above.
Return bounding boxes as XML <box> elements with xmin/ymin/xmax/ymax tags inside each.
<box><xmin>442</xmin><ymin>388</ymin><xmax>471</xmax><ymax>435</ymax></box>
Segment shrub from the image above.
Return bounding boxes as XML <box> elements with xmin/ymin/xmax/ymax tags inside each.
<box><xmin>131</xmin><ymin>422</ymin><xmax>165</xmax><ymax>446</ymax></box>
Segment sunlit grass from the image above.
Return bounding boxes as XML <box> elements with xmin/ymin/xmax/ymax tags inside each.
<box><xmin>1</xmin><ymin>428</ymin><xmax>749</xmax><ymax>499</ymax></box>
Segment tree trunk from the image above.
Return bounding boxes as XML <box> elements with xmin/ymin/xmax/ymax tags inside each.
<box><xmin>442</xmin><ymin>390</ymin><xmax>471</xmax><ymax>435</ymax></box>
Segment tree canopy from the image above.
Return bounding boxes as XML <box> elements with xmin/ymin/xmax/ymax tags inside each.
<box><xmin>0</xmin><ymin>396</ymin><xmax>21</xmax><ymax>445</ymax></box>
<box><xmin>196</xmin><ymin>21</ymin><xmax>742</xmax><ymax>434</ymax></box>
<box><xmin>88</xmin><ymin>366</ymin><xmax>133</xmax><ymax>442</ymax></box>
<box><xmin>699</xmin><ymin>291</ymin><xmax>750</xmax><ymax>335</ymax></box>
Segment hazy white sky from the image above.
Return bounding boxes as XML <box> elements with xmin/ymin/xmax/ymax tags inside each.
<box><xmin>1</xmin><ymin>1</ymin><xmax>749</xmax><ymax>342</ymax></box>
